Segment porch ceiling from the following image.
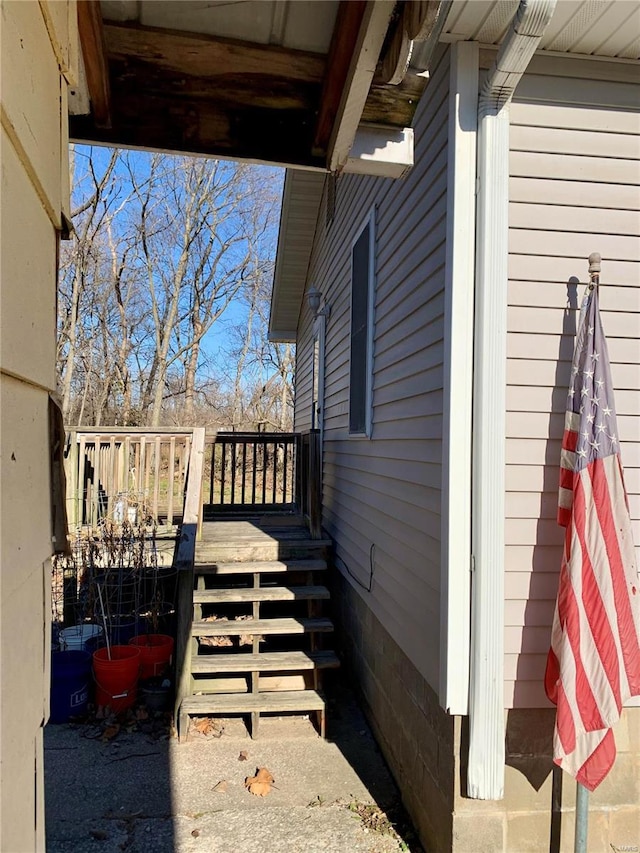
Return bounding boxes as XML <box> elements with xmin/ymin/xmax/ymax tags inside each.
<box><xmin>69</xmin><ymin>0</ymin><xmax>444</xmax><ymax>171</ymax></box>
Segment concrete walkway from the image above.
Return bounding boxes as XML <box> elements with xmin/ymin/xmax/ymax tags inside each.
<box><xmin>45</xmin><ymin>684</ymin><xmax>422</xmax><ymax>853</ymax></box>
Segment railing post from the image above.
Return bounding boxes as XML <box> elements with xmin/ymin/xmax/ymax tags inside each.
<box><xmin>308</xmin><ymin>429</ymin><xmax>322</xmax><ymax>539</ymax></box>
<box><xmin>64</xmin><ymin>429</ymin><xmax>78</xmax><ymax>530</ymax></box>
<box><xmin>174</xmin><ymin>427</ymin><xmax>206</xmax><ymax>725</ymax></box>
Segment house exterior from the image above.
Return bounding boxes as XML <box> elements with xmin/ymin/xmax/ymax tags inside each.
<box><xmin>270</xmin><ymin>2</ymin><xmax>640</xmax><ymax>849</ymax></box>
<box><xmin>1</xmin><ymin>1</ymin><xmax>78</xmax><ymax>849</ymax></box>
<box><xmin>0</xmin><ymin>1</ymin><xmax>446</xmax><ymax>849</ymax></box>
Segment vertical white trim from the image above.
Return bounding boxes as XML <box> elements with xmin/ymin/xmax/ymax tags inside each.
<box><xmin>348</xmin><ymin>207</ymin><xmax>376</xmax><ymax>438</ymax></box>
<box><xmin>439</xmin><ymin>41</ymin><xmax>478</xmax><ymax>716</ymax></box>
<box><xmin>467</xmin><ymin>0</ymin><xmax>557</xmax><ymax>802</ymax></box>
<box><xmin>313</xmin><ymin>314</ymin><xmax>327</xmax><ymax>447</ymax></box>
<box><xmin>367</xmin><ymin>207</ymin><xmax>376</xmax><ymax>438</ymax></box>
<box><xmin>469</xmin><ymin>101</ymin><xmax>510</xmax><ymax>801</ymax></box>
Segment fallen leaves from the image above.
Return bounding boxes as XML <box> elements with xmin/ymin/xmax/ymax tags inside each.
<box><xmin>101</xmin><ymin>723</ymin><xmax>120</xmax><ymax>742</ymax></box>
<box><xmin>212</xmin><ymin>780</ymin><xmax>228</xmax><ymax>794</ymax></box>
<box><xmin>192</xmin><ymin>717</ymin><xmax>224</xmax><ymax>738</ymax></box>
<box><xmin>238</xmin><ymin>750</ymin><xmax>248</xmax><ymax>762</ymax></box>
<box><xmin>199</xmin><ymin>613</ymin><xmax>264</xmax><ymax>647</ymax></box>
<box><xmin>245</xmin><ymin>767</ymin><xmax>274</xmax><ymax>797</ymax></box>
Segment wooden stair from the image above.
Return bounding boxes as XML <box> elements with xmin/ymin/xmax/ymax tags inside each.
<box><xmin>177</xmin><ymin>519</ymin><xmax>339</xmax><ymax>739</ymax></box>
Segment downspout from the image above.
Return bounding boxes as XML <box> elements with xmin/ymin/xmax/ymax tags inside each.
<box><xmin>468</xmin><ymin>0</ymin><xmax>557</xmax><ymax>800</ymax></box>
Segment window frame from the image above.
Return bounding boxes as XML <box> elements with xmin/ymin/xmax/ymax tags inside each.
<box><xmin>348</xmin><ymin>207</ymin><xmax>376</xmax><ymax>438</ymax></box>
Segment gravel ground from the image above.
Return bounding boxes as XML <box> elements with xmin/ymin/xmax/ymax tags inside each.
<box><xmin>45</xmin><ymin>682</ymin><xmax>422</xmax><ymax>853</ymax></box>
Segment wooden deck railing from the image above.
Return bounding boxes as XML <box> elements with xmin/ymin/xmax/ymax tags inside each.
<box><xmin>64</xmin><ymin>426</ymin><xmax>323</xmax><ymax>537</ymax></box>
<box><xmin>64</xmin><ymin>427</ymin><xmax>196</xmax><ymax>529</ymax></box>
<box><xmin>203</xmin><ymin>431</ymin><xmax>298</xmax><ymax>517</ymax></box>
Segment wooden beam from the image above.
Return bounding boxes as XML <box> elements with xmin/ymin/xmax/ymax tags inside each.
<box><xmin>104</xmin><ymin>22</ymin><xmax>326</xmax><ymax>90</ymax></box>
<box><xmin>363</xmin><ymin>68</ymin><xmax>429</xmax><ymax>127</ymax></box>
<box><xmin>70</xmin><ymin>20</ymin><xmax>328</xmax><ymax>167</ymax></box>
<box><xmin>77</xmin><ymin>1</ymin><xmax>112</xmax><ymax>128</ymax></box>
<box><xmin>326</xmin><ymin>1</ymin><xmax>396</xmax><ymax>173</ymax></box>
<box><xmin>69</xmin><ymin>88</ymin><xmax>326</xmax><ymax>169</ymax></box>
<box><xmin>312</xmin><ymin>1</ymin><xmax>368</xmax><ymax>158</ymax></box>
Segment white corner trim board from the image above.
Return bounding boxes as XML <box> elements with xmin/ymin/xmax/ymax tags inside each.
<box><xmin>467</xmin><ymin>0</ymin><xmax>557</xmax><ymax>801</ymax></box>
<box><xmin>440</xmin><ymin>40</ymin><xmax>478</xmax><ymax>717</ymax></box>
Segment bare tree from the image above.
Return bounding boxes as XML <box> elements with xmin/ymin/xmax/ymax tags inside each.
<box><xmin>57</xmin><ymin>146</ymin><xmax>288</xmax><ymax>430</ymax></box>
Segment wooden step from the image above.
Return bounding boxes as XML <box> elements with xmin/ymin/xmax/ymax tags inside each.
<box><xmin>193</xmin><ymin>585</ymin><xmax>330</xmax><ymax>604</ymax></box>
<box><xmin>181</xmin><ymin>689</ymin><xmax>325</xmax><ymax>715</ymax></box>
<box><xmin>195</xmin><ymin>539</ymin><xmax>332</xmax><ymax>563</ymax></box>
<box><xmin>191</xmin><ymin>650</ymin><xmax>340</xmax><ymax>674</ymax></box>
<box><xmin>195</xmin><ymin>558</ymin><xmax>327</xmax><ymax>575</ymax></box>
<box><xmin>192</xmin><ymin>617</ymin><xmax>334</xmax><ymax>637</ymax></box>
<box><xmin>191</xmin><ymin>674</ymin><xmax>309</xmax><ymax>694</ymax></box>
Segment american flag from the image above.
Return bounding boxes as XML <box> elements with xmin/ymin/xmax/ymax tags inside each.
<box><xmin>544</xmin><ymin>284</ymin><xmax>640</xmax><ymax>791</ymax></box>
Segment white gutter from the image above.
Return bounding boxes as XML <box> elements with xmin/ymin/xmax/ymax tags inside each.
<box><xmin>468</xmin><ymin>0</ymin><xmax>557</xmax><ymax>800</ymax></box>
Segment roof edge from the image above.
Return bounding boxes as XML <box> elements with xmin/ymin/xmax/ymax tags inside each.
<box><xmin>269</xmin><ymin>169</ymin><xmax>326</xmax><ymax>342</ymax></box>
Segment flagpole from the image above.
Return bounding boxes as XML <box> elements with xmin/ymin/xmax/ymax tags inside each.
<box><xmin>573</xmin><ymin>252</ymin><xmax>600</xmax><ymax>853</ymax></box>
<box><xmin>574</xmin><ymin>782</ymin><xmax>589</xmax><ymax>853</ymax></box>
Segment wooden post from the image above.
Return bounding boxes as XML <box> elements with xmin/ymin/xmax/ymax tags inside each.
<box><xmin>65</xmin><ymin>429</ymin><xmax>78</xmax><ymax>530</ymax></box>
<box><xmin>294</xmin><ymin>433</ymin><xmax>303</xmax><ymax>514</ymax></box>
<box><xmin>93</xmin><ymin>439</ymin><xmax>101</xmax><ymax>526</ymax></box>
<box><xmin>308</xmin><ymin>430</ymin><xmax>322</xmax><ymax>539</ymax></box>
<box><xmin>153</xmin><ymin>435</ymin><xmax>161</xmax><ymax>522</ymax></box>
<box><xmin>174</xmin><ymin>427</ymin><xmax>206</xmax><ymax>737</ymax></box>
<box><xmin>168</xmin><ymin>436</ymin><xmax>176</xmax><ymax>525</ymax></box>
<box><xmin>78</xmin><ymin>435</ymin><xmax>86</xmax><ymax>526</ymax></box>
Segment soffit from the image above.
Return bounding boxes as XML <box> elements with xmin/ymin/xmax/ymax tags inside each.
<box><xmin>269</xmin><ymin>170</ymin><xmax>325</xmax><ymax>342</ymax></box>
<box><xmin>442</xmin><ymin>0</ymin><xmax>640</xmax><ymax>59</ymax></box>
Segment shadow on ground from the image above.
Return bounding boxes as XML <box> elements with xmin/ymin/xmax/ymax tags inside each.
<box><xmin>45</xmin><ymin>676</ymin><xmax>423</xmax><ymax>853</ymax></box>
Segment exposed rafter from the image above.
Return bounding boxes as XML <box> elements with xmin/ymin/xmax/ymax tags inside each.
<box><xmin>71</xmin><ymin>2</ymin><xmax>439</xmax><ymax>172</ymax></box>
<box><xmin>326</xmin><ymin>0</ymin><xmax>396</xmax><ymax>173</ymax></box>
<box><xmin>312</xmin><ymin>1</ymin><xmax>368</xmax><ymax>158</ymax></box>
<box><xmin>77</xmin><ymin>0</ymin><xmax>112</xmax><ymax>128</ymax></box>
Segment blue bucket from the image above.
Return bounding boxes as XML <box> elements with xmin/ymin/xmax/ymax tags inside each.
<box><xmin>50</xmin><ymin>650</ymin><xmax>92</xmax><ymax>723</ymax></box>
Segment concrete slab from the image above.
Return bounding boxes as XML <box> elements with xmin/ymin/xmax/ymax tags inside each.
<box><xmin>45</xmin><ymin>684</ymin><xmax>422</xmax><ymax>852</ymax></box>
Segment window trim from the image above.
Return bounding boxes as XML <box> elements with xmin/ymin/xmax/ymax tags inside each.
<box><xmin>348</xmin><ymin>207</ymin><xmax>376</xmax><ymax>438</ymax></box>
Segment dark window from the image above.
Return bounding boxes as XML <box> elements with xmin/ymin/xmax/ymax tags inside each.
<box><xmin>349</xmin><ymin>215</ymin><xmax>374</xmax><ymax>435</ymax></box>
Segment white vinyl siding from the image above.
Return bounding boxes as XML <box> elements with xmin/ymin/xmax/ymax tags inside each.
<box><xmin>505</xmin><ymin>64</ymin><xmax>640</xmax><ymax>709</ymax></box>
<box><xmin>295</xmin><ymin>47</ymin><xmax>450</xmax><ymax>692</ymax></box>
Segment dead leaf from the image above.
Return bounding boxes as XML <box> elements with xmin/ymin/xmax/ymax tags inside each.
<box><xmin>245</xmin><ymin>767</ymin><xmax>274</xmax><ymax>797</ymax></box>
<box><xmin>101</xmin><ymin>724</ymin><xmax>120</xmax><ymax>742</ymax></box>
<box><xmin>212</xmin><ymin>780</ymin><xmax>228</xmax><ymax>793</ymax></box>
<box><xmin>192</xmin><ymin>717</ymin><xmax>223</xmax><ymax>738</ymax></box>
<box><xmin>238</xmin><ymin>750</ymin><xmax>248</xmax><ymax>762</ymax></box>
<box><xmin>200</xmin><ymin>636</ymin><xmax>233</xmax><ymax>647</ymax></box>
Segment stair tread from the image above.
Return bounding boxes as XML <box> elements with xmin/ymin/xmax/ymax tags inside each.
<box><xmin>193</xmin><ymin>617</ymin><xmax>334</xmax><ymax>636</ymax></box>
<box><xmin>191</xmin><ymin>650</ymin><xmax>340</xmax><ymax>673</ymax></box>
<box><xmin>194</xmin><ymin>558</ymin><xmax>328</xmax><ymax>574</ymax></box>
<box><xmin>193</xmin><ymin>585</ymin><xmax>330</xmax><ymax>603</ymax></box>
<box><xmin>182</xmin><ymin>689</ymin><xmax>325</xmax><ymax>713</ymax></box>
